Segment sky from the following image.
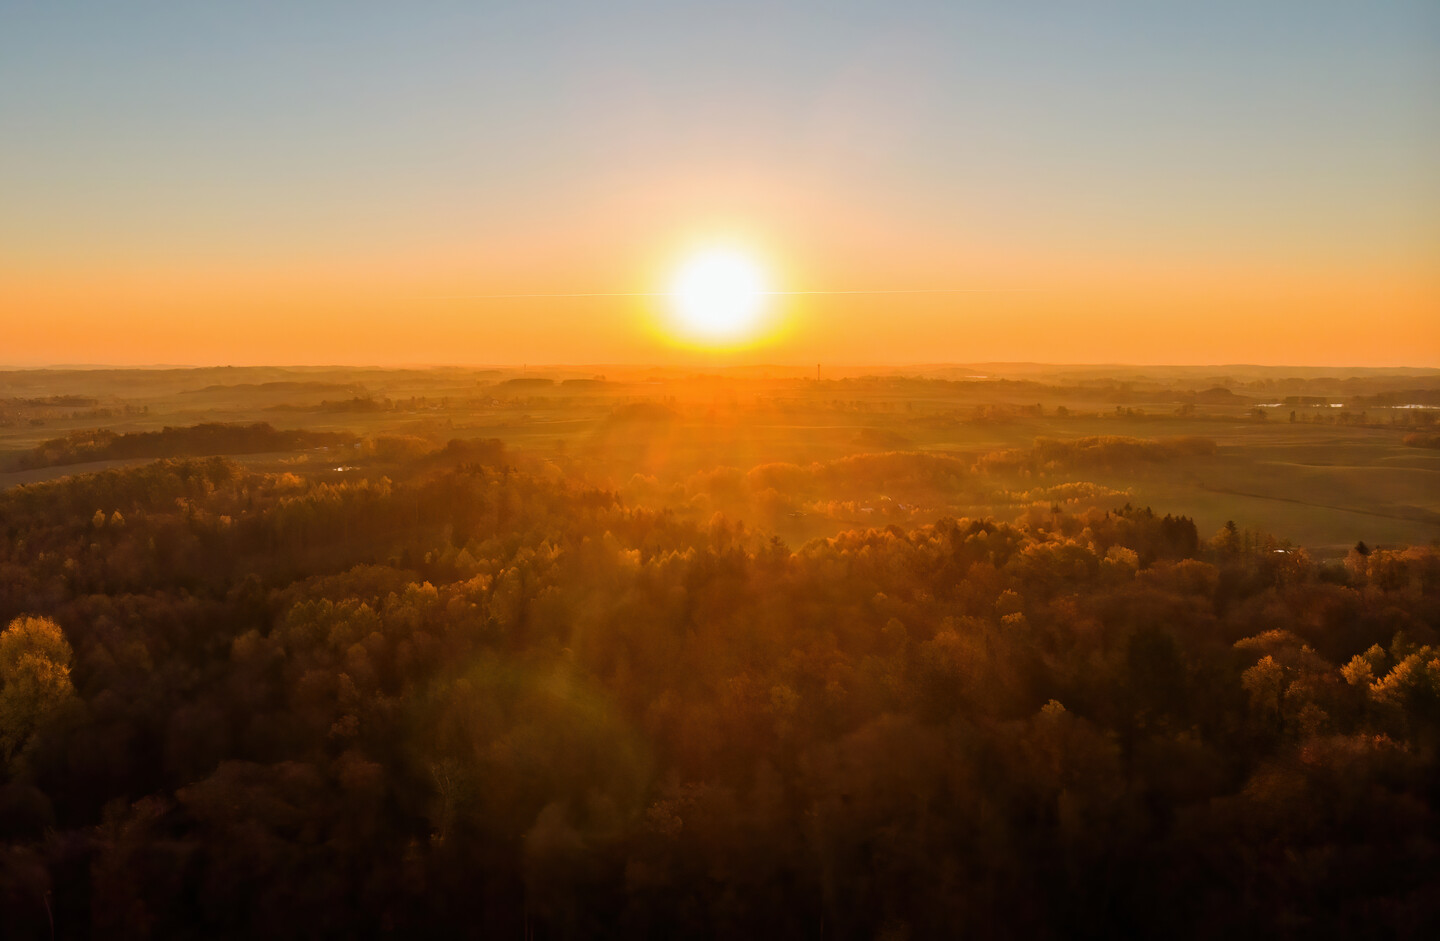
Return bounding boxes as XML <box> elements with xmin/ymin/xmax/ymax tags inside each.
<box><xmin>1</xmin><ymin>1</ymin><xmax>1437</xmax><ymax>367</ymax></box>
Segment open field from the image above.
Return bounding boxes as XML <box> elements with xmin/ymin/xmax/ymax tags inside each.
<box><xmin>5</xmin><ymin>364</ymin><xmax>1438</xmax><ymax>559</ymax></box>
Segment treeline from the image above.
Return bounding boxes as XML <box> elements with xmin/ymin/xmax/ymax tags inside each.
<box><xmin>2</xmin><ymin>396</ymin><xmax>100</xmax><ymax>408</ymax></box>
<box><xmin>634</xmin><ymin>439</ymin><xmax>1213</xmax><ymax>528</ymax></box>
<box><xmin>667</xmin><ymin>438</ymin><xmax>1212</xmax><ymax>505</ymax></box>
<box><xmin>975</xmin><ymin>435</ymin><xmax>1217</xmax><ymax>475</ymax></box>
<box><xmin>0</xmin><ymin>449</ymin><xmax>1438</xmax><ymax>937</ymax></box>
<box><xmin>1354</xmin><ymin>390</ymin><xmax>1440</xmax><ymax>408</ymax></box>
<box><xmin>10</xmin><ymin>422</ymin><xmax>358</xmax><ymax>470</ymax></box>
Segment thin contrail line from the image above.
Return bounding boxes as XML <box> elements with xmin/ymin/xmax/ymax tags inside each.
<box><xmin>415</xmin><ymin>288</ymin><xmax>1034</xmax><ymax>299</ymax></box>
<box><xmin>766</xmin><ymin>289</ymin><xmax>1034</xmax><ymax>296</ymax></box>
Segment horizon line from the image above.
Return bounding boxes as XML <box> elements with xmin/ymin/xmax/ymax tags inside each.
<box><xmin>4</xmin><ymin>361</ymin><xmax>1440</xmax><ymax>372</ymax></box>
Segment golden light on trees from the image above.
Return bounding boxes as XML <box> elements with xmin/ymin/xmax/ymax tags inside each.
<box><xmin>0</xmin><ymin>615</ymin><xmax>77</xmax><ymax>767</ymax></box>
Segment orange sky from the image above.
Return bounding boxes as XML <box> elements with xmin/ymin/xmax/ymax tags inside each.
<box><xmin>6</xmin><ymin>206</ymin><xmax>1434</xmax><ymax>367</ymax></box>
<box><xmin>3</xmin><ymin>4</ymin><xmax>1437</xmax><ymax>367</ymax></box>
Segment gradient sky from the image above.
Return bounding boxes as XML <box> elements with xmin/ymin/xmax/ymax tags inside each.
<box><xmin>2</xmin><ymin>1</ymin><xmax>1437</xmax><ymax>366</ymax></box>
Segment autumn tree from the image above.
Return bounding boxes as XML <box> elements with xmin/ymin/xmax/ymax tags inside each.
<box><xmin>0</xmin><ymin>615</ymin><xmax>78</xmax><ymax>769</ymax></box>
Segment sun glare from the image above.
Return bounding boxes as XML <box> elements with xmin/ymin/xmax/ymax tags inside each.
<box><xmin>668</xmin><ymin>249</ymin><xmax>769</xmax><ymax>342</ymax></box>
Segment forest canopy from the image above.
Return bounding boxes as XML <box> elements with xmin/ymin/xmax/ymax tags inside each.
<box><xmin>0</xmin><ymin>442</ymin><xmax>1437</xmax><ymax>938</ymax></box>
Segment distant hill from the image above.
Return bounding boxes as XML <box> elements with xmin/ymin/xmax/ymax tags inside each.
<box><xmin>1189</xmin><ymin>386</ymin><xmax>1250</xmax><ymax>404</ymax></box>
<box><xmin>10</xmin><ymin>422</ymin><xmax>357</xmax><ymax>470</ymax></box>
<box><xmin>182</xmin><ymin>381</ymin><xmax>363</xmax><ymax>396</ymax></box>
<box><xmin>496</xmin><ymin>377</ymin><xmax>555</xmax><ymax>390</ymax></box>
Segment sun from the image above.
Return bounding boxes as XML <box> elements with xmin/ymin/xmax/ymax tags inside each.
<box><xmin>668</xmin><ymin>248</ymin><xmax>770</xmax><ymax>342</ymax></box>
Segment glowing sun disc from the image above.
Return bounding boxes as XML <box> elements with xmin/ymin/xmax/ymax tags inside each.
<box><xmin>669</xmin><ymin>249</ymin><xmax>768</xmax><ymax>341</ymax></box>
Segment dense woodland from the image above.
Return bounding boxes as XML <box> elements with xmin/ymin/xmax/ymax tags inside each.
<box><xmin>1</xmin><ymin>440</ymin><xmax>1439</xmax><ymax>938</ymax></box>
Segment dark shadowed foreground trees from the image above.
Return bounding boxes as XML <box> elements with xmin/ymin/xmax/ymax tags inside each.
<box><xmin>0</xmin><ymin>453</ymin><xmax>1438</xmax><ymax>938</ymax></box>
